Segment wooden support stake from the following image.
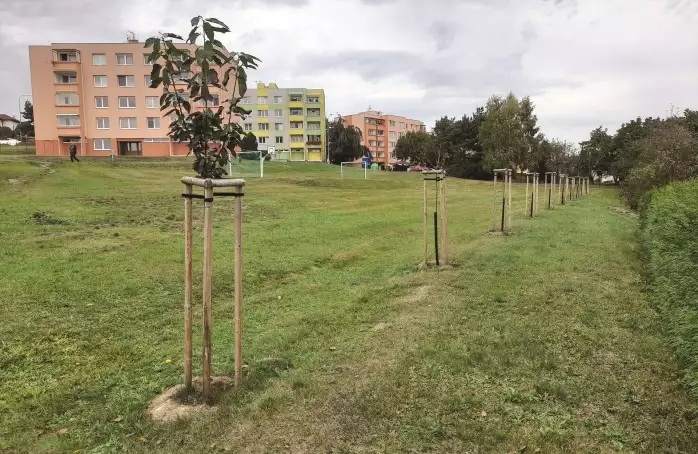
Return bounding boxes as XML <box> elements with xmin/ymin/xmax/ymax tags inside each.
<box><xmin>440</xmin><ymin>177</ymin><xmax>449</xmax><ymax>265</ymax></box>
<box><xmin>183</xmin><ymin>183</ymin><xmax>193</xmax><ymax>392</ymax></box>
<box><xmin>492</xmin><ymin>173</ymin><xmax>498</xmax><ymax>232</ymax></box>
<box><xmin>234</xmin><ymin>185</ymin><xmax>243</xmax><ymax>388</ymax></box>
<box><xmin>424</xmin><ymin>179</ymin><xmax>428</xmax><ymax>264</ymax></box>
<box><xmin>544</xmin><ymin>174</ymin><xmax>548</xmax><ymax>210</ymax></box>
<box><xmin>507</xmin><ymin>169</ymin><xmax>512</xmax><ymax>231</ymax></box>
<box><xmin>202</xmin><ymin>184</ymin><xmax>214</xmax><ymax>404</ymax></box>
<box><xmin>524</xmin><ymin>174</ymin><xmax>529</xmax><ymax>216</ymax></box>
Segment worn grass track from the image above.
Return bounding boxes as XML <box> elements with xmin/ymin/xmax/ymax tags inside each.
<box><xmin>0</xmin><ymin>157</ymin><xmax>696</xmax><ymax>453</ymax></box>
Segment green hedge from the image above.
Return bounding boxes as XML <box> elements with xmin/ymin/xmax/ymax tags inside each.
<box><xmin>640</xmin><ymin>179</ymin><xmax>698</xmax><ymax>399</ymax></box>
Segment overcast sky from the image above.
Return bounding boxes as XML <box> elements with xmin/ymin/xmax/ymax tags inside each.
<box><xmin>1</xmin><ymin>0</ymin><xmax>697</xmax><ymax>142</ymax></box>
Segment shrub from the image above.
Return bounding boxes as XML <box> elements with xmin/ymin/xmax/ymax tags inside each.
<box><xmin>0</xmin><ymin>126</ymin><xmax>14</xmax><ymax>139</ymax></box>
<box><xmin>640</xmin><ymin>179</ymin><xmax>698</xmax><ymax>399</ymax></box>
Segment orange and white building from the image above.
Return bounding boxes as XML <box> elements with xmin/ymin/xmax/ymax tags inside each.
<box><xmin>342</xmin><ymin>109</ymin><xmax>425</xmax><ymax>165</ymax></box>
<box><xmin>28</xmin><ymin>40</ymin><xmax>236</xmax><ymax>157</ymax></box>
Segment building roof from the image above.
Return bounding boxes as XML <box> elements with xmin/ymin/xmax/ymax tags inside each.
<box><xmin>0</xmin><ymin>114</ymin><xmax>19</xmax><ymax>123</ymax></box>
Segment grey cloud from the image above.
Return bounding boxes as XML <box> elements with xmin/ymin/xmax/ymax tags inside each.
<box><xmin>428</xmin><ymin>21</ymin><xmax>457</xmax><ymax>52</ymax></box>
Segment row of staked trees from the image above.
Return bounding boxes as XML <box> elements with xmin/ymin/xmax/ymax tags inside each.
<box><xmin>393</xmin><ymin>93</ymin><xmax>579</xmax><ymax>181</ymax></box>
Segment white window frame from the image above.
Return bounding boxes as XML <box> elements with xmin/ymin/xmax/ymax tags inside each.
<box><xmin>96</xmin><ymin>117</ymin><xmax>110</xmax><ymax>129</ymax></box>
<box><xmin>118</xmin><ymin>96</ymin><xmax>136</xmax><ymax>108</ymax></box>
<box><xmin>273</xmin><ymin>96</ymin><xmax>283</xmax><ymax>104</ymax></box>
<box><xmin>147</xmin><ymin>117</ymin><xmax>161</xmax><ymax>129</ymax></box>
<box><xmin>258</xmin><ymin>110</ymin><xmax>268</xmax><ymax>118</ymax></box>
<box><xmin>94</xmin><ymin>75</ymin><xmax>108</xmax><ymax>87</ymax></box>
<box><xmin>275</xmin><ymin>136</ymin><xmax>284</xmax><ymax>144</ymax></box>
<box><xmin>95</xmin><ymin>96</ymin><xmax>109</xmax><ymax>108</ymax></box>
<box><xmin>257</xmin><ymin>96</ymin><xmax>268</xmax><ymax>104</ymax></box>
<box><xmin>56</xmin><ymin>73</ymin><xmax>78</xmax><ymax>84</ymax></box>
<box><xmin>244</xmin><ymin>123</ymin><xmax>253</xmax><ymax>131</ymax></box>
<box><xmin>116</xmin><ymin>53</ymin><xmax>134</xmax><ymax>66</ymax></box>
<box><xmin>143</xmin><ymin>138</ymin><xmax>169</xmax><ymax>143</ymax></box>
<box><xmin>146</xmin><ymin>96</ymin><xmax>159</xmax><ymax>108</ymax></box>
<box><xmin>119</xmin><ymin>117</ymin><xmax>137</xmax><ymax>129</ymax></box>
<box><xmin>55</xmin><ymin>92</ymin><xmax>79</xmax><ymax>106</ymax></box>
<box><xmin>56</xmin><ymin>114</ymin><xmax>80</xmax><ymax>127</ymax></box>
<box><xmin>259</xmin><ymin>123</ymin><xmax>269</xmax><ymax>131</ymax></box>
<box><xmin>117</xmin><ymin>75</ymin><xmax>135</xmax><ymax>88</ymax></box>
<box><xmin>93</xmin><ymin>138</ymin><xmax>111</xmax><ymax>151</ymax></box>
<box><xmin>274</xmin><ymin>123</ymin><xmax>284</xmax><ymax>131</ymax></box>
<box><xmin>290</xmin><ymin>122</ymin><xmax>303</xmax><ymax>129</ymax></box>
<box><xmin>92</xmin><ymin>54</ymin><xmax>106</xmax><ymax>66</ymax></box>
<box><xmin>143</xmin><ymin>54</ymin><xmax>154</xmax><ymax>65</ymax></box>
<box><xmin>144</xmin><ymin>75</ymin><xmax>152</xmax><ymax>87</ymax></box>
<box><xmin>307</xmin><ymin>96</ymin><xmax>320</xmax><ymax>103</ymax></box>
<box><xmin>291</xmin><ymin>135</ymin><xmax>304</xmax><ymax>143</ymax></box>
<box><xmin>258</xmin><ymin>137</ymin><xmax>267</xmax><ymax>144</ymax></box>
<box><xmin>274</xmin><ymin>109</ymin><xmax>283</xmax><ymax>118</ymax></box>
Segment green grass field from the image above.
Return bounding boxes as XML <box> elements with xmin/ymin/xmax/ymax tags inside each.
<box><xmin>1</xmin><ymin>156</ymin><xmax>696</xmax><ymax>453</ymax></box>
<box><xmin>0</xmin><ymin>143</ymin><xmax>35</xmax><ymax>155</ymax></box>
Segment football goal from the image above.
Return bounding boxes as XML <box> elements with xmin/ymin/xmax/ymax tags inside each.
<box><xmin>340</xmin><ymin>162</ymin><xmax>367</xmax><ymax>179</ymax></box>
<box><xmin>229</xmin><ymin>151</ymin><xmax>265</xmax><ymax>178</ymax></box>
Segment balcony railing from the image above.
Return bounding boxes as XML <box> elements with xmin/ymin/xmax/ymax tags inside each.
<box><xmin>306</xmin><ymin>140</ymin><xmax>322</xmax><ymax>146</ymax></box>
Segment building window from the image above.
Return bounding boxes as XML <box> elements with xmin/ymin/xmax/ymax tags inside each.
<box><xmin>289</xmin><ymin>109</ymin><xmax>303</xmax><ymax>116</ymax></box>
<box><xmin>94</xmin><ymin>75</ymin><xmax>108</xmax><ymax>87</ymax></box>
<box><xmin>116</xmin><ymin>53</ymin><xmax>134</xmax><ymax>65</ymax></box>
<box><xmin>94</xmin><ymin>139</ymin><xmax>111</xmax><ymax>151</ymax></box>
<box><xmin>377</xmin><ymin>152</ymin><xmax>385</xmax><ymax>158</ymax></box>
<box><xmin>117</xmin><ymin>75</ymin><xmax>135</xmax><ymax>87</ymax></box>
<box><xmin>369</xmin><ymin>140</ymin><xmax>377</xmax><ymax>146</ymax></box>
<box><xmin>307</xmin><ymin>109</ymin><xmax>320</xmax><ymax>117</ymax></box>
<box><xmin>399</xmin><ymin>121</ymin><xmax>406</xmax><ymax>128</ymax></box>
<box><xmin>390</xmin><ymin>141</ymin><xmax>396</xmax><ymax>148</ymax></box>
<box><xmin>96</xmin><ymin>117</ymin><xmax>110</xmax><ymax>129</ymax></box>
<box><xmin>259</xmin><ymin>123</ymin><xmax>269</xmax><ymax>131</ymax></box>
<box><xmin>275</xmin><ymin>136</ymin><xmax>283</xmax><ymax>144</ymax></box>
<box><xmin>258</xmin><ymin>137</ymin><xmax>267</xmax><ymax>144</ymax></box>
<box><xmin>143</xmin><ymin>138</ymin><xmax>169</xmax><ymax>143</ymax></box>
<box><xmin>307</xmin><ymin>134</ymin><xmax>321</xmax><ymax>143</ymax></box>
<box><xmin>143</xmin><ymin>54</ymin><xmax>154</xmax><ymax>65</ymax></box>
<box><xmin>118</xmin><ymin>96</ymin><xmax>136</xmax><ymax>108</ymax></box>
<box><xmin>290</xmin><ymin>121</ymin><xmax>303</xmax><ymax>129</ymax></box>
<box><xmin>291</xmin><ymin>135</ymin><xmax>304</xmax><ymax>143</ymax></box>
<box><xmin>57</xmin><ymin>51</ymin><xmax>78</xmax><ymax>62</ymax></box>
<box><xmin>389</xmin><ymin>120</ymin><xmax>396</xmax><ymax>127</ymax></box>
<box><xmin>146</xmin><ymin>96</ymin><xmax>159</xmax><ymax>108</ymax></box>
<box><xmin>56</xmin><ymin>72</ymin><xmax>78</xmax><ymax>84</ymax></box>
<box><xmin>241</xmin><ymin>96</ymin><xmax>250</xmax><ymax>104</ymax></box>
<box><xmin>399</xmin><ymin>131</ymin><xmax>406</xmax><ymax>137</ymax></box>
<box><xmin>92</xmin><ymin>54</ymin><xmax>106</xmax><ymax>65</ymax></box>
<box><xmin>55</xmin><ymin>92</ymin><xmax>78</xmax><ymax>106</ymax></box>
<box><xmin>95</xmin><ymin>96</ymin><xmax>109</xmax><ymax>108</ymax></box>
<box><xmin>56</xmin><ymin>115</ymin><xmax>80</xmax><ymax>128</ymax></box>
<box><xmin>120</xmin><ymin>117</ymin><xmax>137</xmax><ymax>129</ymax></box>
<box><xmin>173</xmin><ymin>71</ymin><xmax>191</xmax><ymax>82</ymax></box>
<box><xmin>147</xmin><ymin>117</ymin><xmax>161</xmax><ymax>129</ymax></box>
<box><xmin>258</xmin><ymin>110</ymin><xmax>268</xmax><ymax>118</ymax></box>
<box><xmin>274</xmin><ymin>123</ymin><xmax>284</xmax><ymax>131</ymax></box>
<box><xmin>289</xmin><ymin>93</ymin><xmax>303</xmax><ymax>102</ymax></box>
<box><xmin>56</xmin><ymin>115</ymin><xmax>80</xmax><ymax>127</ymax></box>
<box><xmin>307</xmin><ymin>96</ymin><xmax>319</xmax><ymax>103</ymax></box>
<box><xmin>274</xmin><ymin>109</ymin><xmax>283</xmax><ymax>117</ymax></box>
<box><xmin>273</xmin><ymin>96</ymin><xmax>283</xmax><ymax>104</ymax></box>
<box><xmin>144</xmin><ymin>75</ymin><xmax>152</xmax><ymax>87</ymax></box>
<box><xmin>377</xmin><ymin>141</ymin><xmax>385</xmax><ymax>147</ymax></box>
<box><xmin>244</xmin><ymin>123</ymin><xmax>252</xmax><ymax>131</ymax></box>
<box><xmin>389</xmin><ymin>131</ymin><xmax>396</xmax><ymax>137</ymax></box>
<box><xmin>368</xmin><ymin>129</ymin><xmax>376</xmax><ymax>135</ymax></box>
<box><xmin>257</xmin><ymin>96</ymin><xmax>267</xmax><ymax>104</ymax></box>
<box><xmin>198</xmin><ymin>94</ymin><xmax>219</xmax><ymax>106</ymax></box>
<box><xmin>307</xmin><ymin>122</ymin><xmax>321</xmax><ymax>130</ymax></box>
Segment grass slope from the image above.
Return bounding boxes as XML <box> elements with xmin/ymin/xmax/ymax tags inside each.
<box><xmin>0</xmin><ymin>157</ymin><xmax>696</xmax><ymax>453</ymax></box>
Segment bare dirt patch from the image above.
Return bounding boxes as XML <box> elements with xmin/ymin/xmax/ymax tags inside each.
<box><xmin>148</xmin><ymin>376</ymin><xmax>235</xmax><ymax>423</ymax></box>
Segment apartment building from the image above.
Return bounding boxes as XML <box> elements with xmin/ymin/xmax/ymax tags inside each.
<box><xmin>28</xmin><ymin>40</ymin><xmax>235</xmax><ymax>157</ymax></box>
<box><xmin>241</xmin><ymin>83</ymin><xmax>326</xmax><ymax>162</ymax></box>
<box><xmin>342</xmin><ymin>109</ymin><xmax>425</xmax><ymax>165</ymax></box>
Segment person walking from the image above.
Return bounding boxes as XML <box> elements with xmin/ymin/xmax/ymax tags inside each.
<box><xmin>69</xmin><ymin>143</ymin><xmax>79</xmax><ymax>162</ymax></box>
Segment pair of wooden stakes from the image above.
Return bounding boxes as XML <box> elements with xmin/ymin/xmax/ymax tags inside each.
<box><xmin>492</xmin><ymin>170</ymin><xmax>591</xmax><ymax>233</ymax></box>
<box><xmin>181</xmin><ymin>176</ymin><xmax>245</xmax><ymax>404</ymax></box>
<box><xmin>422</xmin><ymin>170</ymin><xmax>449</xmax><ymax>266</ymax></box>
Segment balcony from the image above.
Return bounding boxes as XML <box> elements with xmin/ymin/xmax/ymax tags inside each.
<box><xmin>289</xmin><ymin>114</ymin><xmax>304</xmax><ymax>122</ymax></box>
<box><xmin>52</xmin><ymin>50</ymin><xmax>81</xmax><ymax>71</ymax></box>
<box><xmin>288</xmin><ymin>100</ymin><xmax>304</xmax><ymax>109</ymax></box>
<box><xmin>306</xmin><ymin>140</ymin><xmax>322</xmax><ymax>146</ymax></box>
<box><xmin>306</xmin><ymin>109</ymin><xmax>321</xmax><ymax>117</ymax></box>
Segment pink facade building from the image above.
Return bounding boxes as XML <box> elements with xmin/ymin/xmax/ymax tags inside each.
<box><xmin>342</xmin><ymin>109</ymin><xmax>425</xmax><ymax>165</ymax></box>
<box><xmin>28</xmin><ymin>40</ymin><xmax>236</xmax><ymax>157</ymax></box>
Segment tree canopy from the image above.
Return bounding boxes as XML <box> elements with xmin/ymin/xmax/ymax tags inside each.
<box><xmin>327</xmin><ymin>117</ymin><xmax>364</xmax><ymax>164</ymax></box>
